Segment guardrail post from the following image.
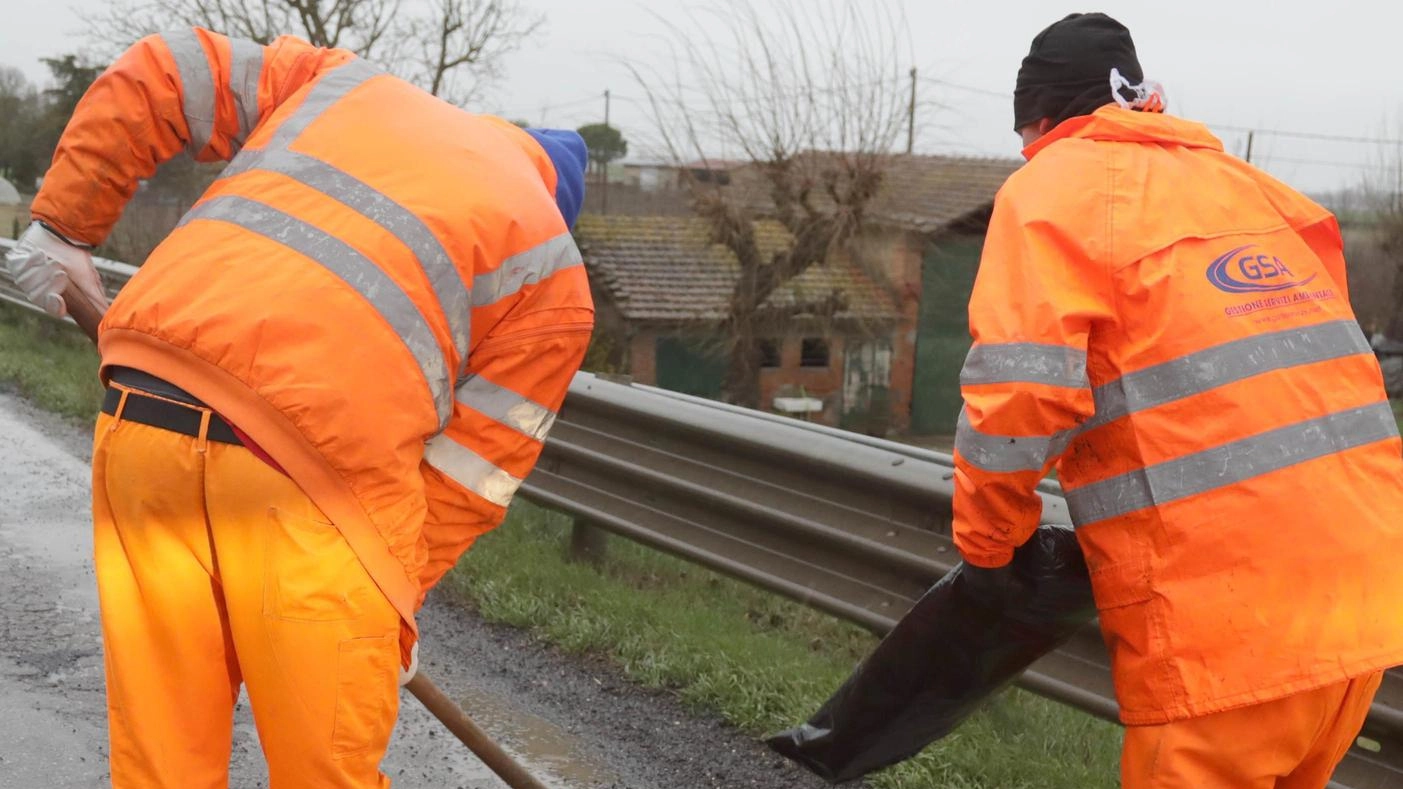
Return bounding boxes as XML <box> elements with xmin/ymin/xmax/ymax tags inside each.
<box><xmin>568</xmin><ymin>518</ymin><xmax>608</xmax><ymax>564</ymax></box>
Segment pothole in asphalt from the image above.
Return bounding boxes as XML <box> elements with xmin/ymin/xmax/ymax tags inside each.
<box><xmin>449</xmin><ymin>684</ymin><xmax>620</xmax><ymax>788</ymax></box>
<box><xmin>232</xmin><ymin>680</ymin><xmax>622</xmax><ymax>788</ymax></box>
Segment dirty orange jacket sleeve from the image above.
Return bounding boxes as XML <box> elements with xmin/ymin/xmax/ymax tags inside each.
<box><xmin>416</xmin><ymin>269</ymin><xmax>594</xmax><ymax>608</ymax></box>
<box><xmin>30</xmin><ymin>28</ymin><xmax>351</xmax><ymax>245</ymax></box>
<box><xmin>952</xmin><ymin>187</ymin><xmax>1115</xmax><ymax>568</ymax></box>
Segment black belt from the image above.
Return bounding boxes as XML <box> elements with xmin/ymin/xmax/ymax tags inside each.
<box><xmin>102</xmin><ymin>387</ymin><xmax>243</xmax><ymax>445</ymax></box>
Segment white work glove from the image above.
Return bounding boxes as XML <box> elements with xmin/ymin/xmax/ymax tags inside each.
<box><xmin>5</xmin><ymin>221</ymin><xmax>109</xmax><ymax>318</ymax></box>
<box><xmin>399</xmin><ymin>641</ymin><xmax>419</xmax><ymax>686</ymax></box>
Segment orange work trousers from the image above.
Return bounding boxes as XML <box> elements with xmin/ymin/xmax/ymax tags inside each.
<box><xmin>1121</xmin><ymin>672</ymin><xmax>1383</xmax><ymax>789</ymax></box>
<box><xmin>93</xmin><ymin>402</ymin><xmax>402</xmax><ymax>788</ymax></box>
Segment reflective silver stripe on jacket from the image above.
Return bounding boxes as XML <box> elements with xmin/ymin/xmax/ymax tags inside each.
<box><xmin>232</xmin><ymin>58</ymin><xmax>382</xmax><ymax>162</ymax></box>
<box><xmin>232</xmin><ymin>147</ymin><xmax>471</xmax><ymax>372</ymax></box>
<box><xmin>180</xmin><ymin>195</ymin><xmax>451</xmax><ymax>423</ymax></box>
<box><xmin>473</xmin><ymin>233</ymin><xmax>583</xmax><ymax>308</ymax></box>
<box><xmin>1064</xmin><ymin>401</ymin><xmax>1399</xmax><ymax>526</ymax></box>
<box><xmin>955</xmin><ymin>408</ymin><xmax>1079</xmax><ymax>473</ymax></box>
<box><xmin>227</xmin><ymin>37</ymin><xmax>263</xmax><ymax>147</ymax></box>
<box><xmin>455</xmin><ymin>374</ymin><xmax>556</xmax><ymax>440</ymax></box>
<box><xmin>961</xmin><ymin>343</ymin><xmax>1088</xmax><ymax>389</ymax></box>
<box><xmin>423</xmin><ymin>436</ymin><xmax>524</xmax><ymax>507</ymax></box>
<box><xmin>958</xmin><ymin>320</ymin><xmax>1375</xmax><ymax>474</ymax></box>
<box><xmin>1084</xmin><ymin>320</ymin><xmax>1372</xmax><ymax>433</ymax></box>
<box><xmin>212</xmin><ymin>58</ymin><xmax>467</xmax><ymax>425</ymax></box>
<box><xmin>160</xmin><ymin>28</ymin><xmax>216</xmax><ymax>154</ymax></box>
<box><xmin>422</xmin><ymin>374</ymin><xmax>556</xmax><ymax>506</ymax></box>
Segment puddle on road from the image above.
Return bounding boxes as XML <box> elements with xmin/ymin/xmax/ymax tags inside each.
<box><xmin>233</xmin><ymin>679</ymin><xmax>621</xmax><ymax>788</ymax></box>
<box><xmin>450</xmin><ymin>684</ymin><xmax>619</xmax><ymax>788</ymax></box>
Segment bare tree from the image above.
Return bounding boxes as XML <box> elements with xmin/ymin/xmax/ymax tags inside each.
<box><xmin>85</xmin><ymin>0</ymin><xmax>542</xmax><ymax>104</ymax></box>
<box><xmin>628</xmin><ymin>0</ymin><xmax>911</xmax><ymax>408</ymax></box>
<box><xmin>1341</xmin><ymin>227</ymin><xmax>1393</xmax><ymax>337</ymax></box>
<box><xmin>1359</xmin><ymin>121</ymin><xmax>1403</xmax><ymax>343</ymax></box>
<box><xmin>0</xmin><ymin>67</ymin><xmax>43</xmax><ymax>190</ymax></box>
<box><xmin>404</xmin><ymin>0</ymin><xmax>542</xmax><ymax>104</ymax></box>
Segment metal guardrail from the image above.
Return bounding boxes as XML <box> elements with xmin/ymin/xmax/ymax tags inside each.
<box><xmin>532</xmin><ymin>374</ymin><xmax>1403</xmax><ymax>789</ymax></box>
<box><xmin>2</xmin><ymin>239</ymin><xmax>1400</xmax><ymax>787</ymax></box>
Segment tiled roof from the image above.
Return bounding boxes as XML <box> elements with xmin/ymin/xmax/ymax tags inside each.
<box><xmin>725</xmin><ymin>153</ymin><xmax>1022</xmax><ymax>235</ymax></box>
<box><xmin>576</xmin><ymin>215</ymin><xmax>899</xmax><ymax>324</ymax></box>
<box><xmin>870</xmin><ymin>155</ymin><xmax>1022</xmax><ymax>233</ymax></box>
<box><xmin>590</xmin><ymin>154</ymin><xmax>1022</xmax><ymax>232</ymax></box>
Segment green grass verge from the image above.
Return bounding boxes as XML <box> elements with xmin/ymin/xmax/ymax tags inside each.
<box><xmin>0</xmin><ymin>301</ymin><xmax>103</xmax><ymax>420</ymax></box>
<box><xmin>446</xmin><ymin>502</ymin><xmax>1121</xmax><ymax>789</ymax></box>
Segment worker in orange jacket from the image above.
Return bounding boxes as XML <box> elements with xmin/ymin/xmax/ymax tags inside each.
<box><xmin>4</xmin><ymin>28</ymin><xmax>593</xmax><ymax>787</ymax></box>
<box><xmin>953</xmin><ymin>12</ymin><xmax>1403</xmax><ymax>788</ymax></box>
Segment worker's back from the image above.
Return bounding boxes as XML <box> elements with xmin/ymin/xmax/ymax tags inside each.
<box><xmin>20</xmin><ymin>28</ymin><xmax>593</xmax><ymax>785</ymax></box>
<box><xmin>32</xmin><ymin>28</ymin><xmax>594</xmax><ymax>630</ymax></box>
<box><xmin>983</xmin><ymin>105</ymin><xmax>1403</xmax><ymax>724</ymax></box>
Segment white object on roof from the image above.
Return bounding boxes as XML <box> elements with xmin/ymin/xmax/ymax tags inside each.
<box><xmin>773</xmin><ymin>396</ymin><xmax>824</xmax><ymax>414</ymax></box>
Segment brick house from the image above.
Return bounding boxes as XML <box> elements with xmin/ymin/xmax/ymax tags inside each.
<box><xmin>576</xmin><ymin>154</ymin><xmax>1022</xmax><ymax>435</ymax></box>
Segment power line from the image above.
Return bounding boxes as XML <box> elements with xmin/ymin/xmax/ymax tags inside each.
<box><xmin>495</xmin><ymin>93</ymin><xmax>603</xmax><ymax>120</ymax></box>
<box><xmin>502</xmin><ymin>74</ymin><xmax>918</xmax><ymax>121</ymax></box>
<box><xmin>1257</xmin><ymin>155</ymin><xmax>1382</xmax><ymax>172</ymax></box>
<box><xmin>918</xmin><ymin>77</ymin><xmax>1010</xmax><ymax>100</ymax></box>
<box><xmin>1206</xmin><ymin>124</ymin><xmax>1403</xmax><ymax>147</ymax></box>
<box><xmin>611</xmin><ymin>81</ymin><xmax>912</xmax><ymax>112</ymax></box>
<box><xmin>911</xmin><ymin>78</ymin><xmax>1403</xmax><ymax>148</ymax></box>
<box><xmin>504</xmin><ymin>81</ymin><xmax>1403</xmax><ymax>165</ymax></box>
<box><xmin>660</xmin><ymin>75</ymin><xmax>904</xmax><ymax>102</ymax></box>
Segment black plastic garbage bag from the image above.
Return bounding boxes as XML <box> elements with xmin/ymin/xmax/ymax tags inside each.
<box><xmin>766</xmin><ymin>523</ymin><xmax>1097</xmax><ymax>783</ymax></box>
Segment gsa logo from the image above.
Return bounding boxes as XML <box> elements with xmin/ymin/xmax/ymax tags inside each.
<box><xmin>1206</xmin><ymin>245</ymin><xmax>1317</xmax><ymax>294</ymax></box>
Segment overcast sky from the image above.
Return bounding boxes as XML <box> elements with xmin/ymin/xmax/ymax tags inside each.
<box><xmin>4</xmin><ymin>0</ymin><xmax>1400</xmax><ymax>193</ymax></box>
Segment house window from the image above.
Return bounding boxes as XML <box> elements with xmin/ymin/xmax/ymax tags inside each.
<box><xmin>759</xmin><ymin>339</ymin><xmax>781</xmax><ymax>368</ymax></box>
<box><xmin>800</xmin><ymin>338</ymin><xmax>830</xmax><ymax>368</ymax></box>
<box><xmin>690</xmin><ymin>168</ymin><xmax>731</xmax><ymax>185</ymax></box>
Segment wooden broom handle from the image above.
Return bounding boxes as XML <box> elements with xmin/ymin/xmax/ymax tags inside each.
<box><xmin>405</xmin><ymin>671</ymin><xmax>550</xmax><ymax>789</ymax></box>
<box><xmin>62</xmin><ymin>281</ymin><xmax>103</xmax><ymax>344</ymax></box>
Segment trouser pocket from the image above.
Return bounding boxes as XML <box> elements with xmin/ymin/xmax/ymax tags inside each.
<box><xmin>264</xmin><ymin>507</ymin><xmax>369</xmax><ymax>622</ymax></box>
<box><xmin>332</xmin><ymin>634</ymin><xmax>398</xmax><ymax>758</ymax></box>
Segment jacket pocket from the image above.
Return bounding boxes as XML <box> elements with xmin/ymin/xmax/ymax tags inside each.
<box><xmin>332</xmin><ymin>634</ymin><xmax>397</xmax><ymax>758</ymax></box>
<box><xmin>1087</xmin><ymin>557</ymin><xmax>1157</xmax><ymax>672</ymax></box>
<box><xmin>263</xmin><ymin>507</ymin><xmax>369</xmax><ymax>622</ymax></box>
<box><xmin>1087</xmin><ymin>557</ymin><xmax>1154</xmax><ymax>610</ymax></box>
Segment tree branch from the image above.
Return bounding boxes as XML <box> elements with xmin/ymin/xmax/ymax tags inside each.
<box><xmin>83</xmin><ymin>0</ymin><xmax>536</xmax><ymax>104</ymax></box>
<box><xmin>627</xmin><ymin>0</ymin><xmax>906</xmax><ymax>407</ymax></box>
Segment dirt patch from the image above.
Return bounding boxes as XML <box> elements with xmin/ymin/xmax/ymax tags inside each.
<box><xmin>416</xmin><ymin>594</ymin><xmax>850</xmax><ymax>788</ymax></box>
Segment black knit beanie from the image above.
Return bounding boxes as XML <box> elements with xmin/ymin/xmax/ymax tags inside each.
<box><xmin>1013</xmin><ymin>12</ymin><xmax>1143</xmax><ymax>130</ymax></box>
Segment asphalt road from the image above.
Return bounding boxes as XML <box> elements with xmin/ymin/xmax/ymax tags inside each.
<box><xmin>0</xmin><ymin>390</ymin><xmax>838</xmax><ymax>788</ymax></box>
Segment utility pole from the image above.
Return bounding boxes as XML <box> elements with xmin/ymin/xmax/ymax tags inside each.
<box><xmin>602</xmin><ymin>89</ymin><xmax>611</xmax><ymax>215</ymax></box>
<box><xmin>1245</xmin><ymin>130</ymin><xmax>1254</xmax><ymax>164</ymax></box>
<box><xmin>906</xmin><ymin>67</ymin><xmax>917</xmax><ymax>155</ymax></box>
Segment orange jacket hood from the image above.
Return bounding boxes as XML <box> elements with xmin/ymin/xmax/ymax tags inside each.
<box><xmin>1024</xmin><ymin>105</ymin><xmax>1224</xmax><ymax>160</ymax></box>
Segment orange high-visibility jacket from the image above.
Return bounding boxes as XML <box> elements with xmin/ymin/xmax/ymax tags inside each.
<box><xmin>30</xmin><ymin>29</ymin><xmax>594</xmax><ymax>647</ymax></box>
<box><xmin>952</xmin><ymin>106</ymin><xmax>1403</xmax><ymax>724</ymax></box>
